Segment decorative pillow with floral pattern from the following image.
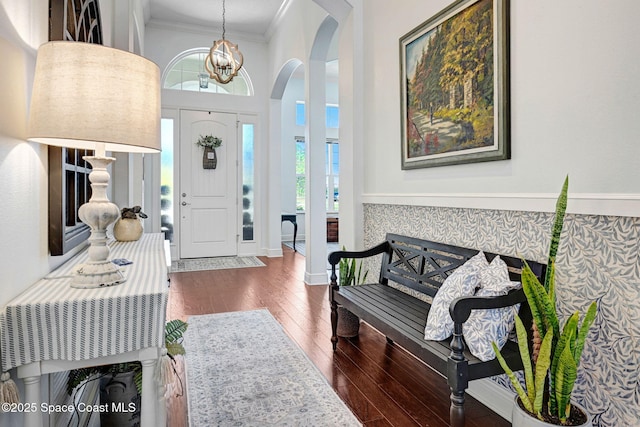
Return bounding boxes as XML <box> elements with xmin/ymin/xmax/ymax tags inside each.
<box><xmin>463</xmin><ymin>256</ymin><xmax>522</xmax><ymax>361</ymax></box>
<box><xmin>424</xmin><ymin>251</ymin><xmax>488</xmax><ymax>340</ymax></box>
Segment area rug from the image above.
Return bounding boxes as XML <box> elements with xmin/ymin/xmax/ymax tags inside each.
<box><xmin>170</xmin><ymin>256</ymin><xmax>265</xmax><ymax>273</ymax></box>
<box><xmin>183</xmin><ymin>309</ymin><xmax>361</xmax><ymax>426</ymax></box>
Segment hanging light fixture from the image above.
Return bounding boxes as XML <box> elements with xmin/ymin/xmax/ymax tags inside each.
<box><xmin>205</xmin><ymin>0</ymin><xmax>243</xmax><ymax>84</ymax></box>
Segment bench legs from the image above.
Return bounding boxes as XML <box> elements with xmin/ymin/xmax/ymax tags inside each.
<box><xmin>330</xmin><ymin>300</ymin><xmax>339</xmax><ymax>351</ymax></box>
<box><xmin>450</xmin><ymin>389</ymin><xmax>466</xmax><ymax>427</ymax></box>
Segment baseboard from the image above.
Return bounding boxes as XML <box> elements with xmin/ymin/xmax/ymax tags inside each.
<box><xmin>467</xmin><ymin>378</ymin><xmax>513</xmax><ymax>421</ymax></box>
<box><xmin>304</xmin><ymin>271</ymin><xmax>329</xmax><ymax>285</ymax></box>
<box><xmin>265</xmin><ymin>247</ymin><xmax>283</xmax><ymax>257</ymax></box>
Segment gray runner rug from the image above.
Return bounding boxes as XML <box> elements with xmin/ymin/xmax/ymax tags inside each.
<box><xmin>170</xmin><ymin>256</ymin><xmax>265</xmax><ymax>273</ymax></box>
<box><xmin>183</xmin><ymin>309</ymin><xmax>361</xmax><ymax>426</ymax></box>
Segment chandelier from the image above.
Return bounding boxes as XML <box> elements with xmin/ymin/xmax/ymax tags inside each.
<box><xmin>205</xmin><ymin>0</ymin><xmax>244</xmax><ymax>84</ymax></box>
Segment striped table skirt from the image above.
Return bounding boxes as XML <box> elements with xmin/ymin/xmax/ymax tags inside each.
<box><xmin>0</xmin><ymin>233</ymin><xmax>168</xmax><ymax>372</ymax></box>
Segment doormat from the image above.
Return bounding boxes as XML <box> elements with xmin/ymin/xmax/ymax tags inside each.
<box><xmin>184</xmin><ymin>309</ymin><xmax>361</xmax><ymax>426</ymax></box>
<box><xmin>170</xmin><ymin>256</ymin><xmax>265</xmax><ymax>273</ymax></box>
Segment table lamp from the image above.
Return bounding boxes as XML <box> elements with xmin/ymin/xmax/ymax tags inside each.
<box><xmin>28</xmin><ymin>41</ymin><xmax>161</xmax><ymax>288</ymax></box>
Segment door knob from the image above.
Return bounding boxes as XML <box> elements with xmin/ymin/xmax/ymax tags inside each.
<box><xmin>181</xmin><ymin>201</ymin><xmax>190</xmax><ymax>206</ymax></box>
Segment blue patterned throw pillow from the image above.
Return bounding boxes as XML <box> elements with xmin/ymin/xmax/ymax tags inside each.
<box><xmin>424</xmin><ymin>251</ymin><xmax>488</xmax><ymax>341</ymax></box>
<box><xmin>463</xmin><ymin>256</ymin><xmax>522</xmax><ymax>361</ymax></box>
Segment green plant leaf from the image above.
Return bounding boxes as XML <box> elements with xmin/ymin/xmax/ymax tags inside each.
<box><xmin>522</xmin><ymin>264</ymin><xmax>547</xmax><ymax>339</ymax></box>
<box><xmin>165</xmin><ymin>319</ymin><xmax>188</xmax><ymax>345</ymax></box>
<box><xmin>533</xmin><ymin>330</ymin><xmax>553</xmax><ymax>417</ymax></box>
<box><xmin>338</xmin><ymin>248</ymin><xmax>369</xmax><ymax>286</ymax></box>
<box><xmin>514</xmin><ymin>316</ymin><xmax>535</xmax><ymax>405</ymax></box>
<box><xmin>528</xmin><ymin>267</ymin><xmax>560</xmax><ymax>345</ymax></box>
<box><xmin>555</xmin><ymin>342</ymin><xmax>578</xmax><ymax>423</ymax></box>
<box><xmin>66</xmin><ymin>367</ymin><xmax>101</xmax><ymax>395</ymax></box>
<box><xmin>545</xmin><ymin>176</ymin><xmax>568</xmax><ymax>291</ymax></box>
<box><xmin>492</xmin><ymin>341</ymin><xmax>533</xmax><ymax>413</ymax></box>
<box><xmin>133</xmin><ymin>369</ymin><xmax>143</xmax><ymax>395</ymax></box>
<box><xmin>550</xmin><ymin>312</ymin><xmax>578</xmax><ymax>415</ymax></box>
<box><xmin>166</xmin><ymin>341</ymin><xmax>186</xmax><ymax>356</ymax></box>
<box><xmin>548</xmin><ymin>261</ymin><xmax>556</xmax><ymax>314</ymax></box>
<box><xmin>573</xmin><ymin>301</ymin><xmax>597</xmax><ymax>365</ymax></box>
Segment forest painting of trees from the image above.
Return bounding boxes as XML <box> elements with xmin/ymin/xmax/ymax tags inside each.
<box><xmin>400</xmin><ymin>0</ymin><xmax>509</xmax><ymax>169</ymax></box>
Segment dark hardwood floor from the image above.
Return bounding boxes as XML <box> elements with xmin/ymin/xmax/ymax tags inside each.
<box><xmin>165</xmin><ymin>245</ymin><xmax>510</xmax><ymax>427</ymax></box>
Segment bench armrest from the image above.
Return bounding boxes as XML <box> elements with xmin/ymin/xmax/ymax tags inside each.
<box><xmin>449</xmin><ymin>288</ymin><xmax>526</xmax><ymax>324</ymax></box>
<box><xmin>328</xmin><ymin>241</ymin><xmax>389</xmax><ymax>286</ymax></box>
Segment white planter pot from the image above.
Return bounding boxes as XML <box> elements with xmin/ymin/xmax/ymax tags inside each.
<box><xmin>512</xmin><ymin>397</ymin><xmax>591</xmax><ymax>427</ymax></box>
<box><xmin>113</xmin><ymin>218</ymin><xmax>143</xmax><ymax>242</ymax></box>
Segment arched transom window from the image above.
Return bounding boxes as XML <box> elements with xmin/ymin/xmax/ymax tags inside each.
<box><xmin>163</xmin><ymin>48</ymin><xmax>253</xmax><ymax>96</ymax></box>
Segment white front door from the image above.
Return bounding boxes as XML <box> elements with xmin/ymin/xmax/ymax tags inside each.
<box><xmin>180</xmin><ymin>110</ymin><xmax>238</xmax><ymax>258</ymax></box>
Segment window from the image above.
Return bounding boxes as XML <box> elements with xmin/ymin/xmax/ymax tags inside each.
<box><xmin>160</xmin><ymin>118</ymin><xmax>174</xmax><ymax>242</ymax></box>
<box><xmin>48</xmin><ymin>148</ymin><xmax>93</xmax><ymax>255</ymax></box>
<box><xmin>163</xmin><ymin>49</ymin><xmax>253</xmax><ymax>96</ymax></box>
<box><xmin>295</xmin><ymin>139</ymin><xmax>306</xmax><ymax>211</ymax></box>
<box><xmin>295</xmin><ymin>103</ymin><xmax>340</xmax><ymax>128</ymax></box>
<box><xmin>326</xmin><ymin>141</ymin><xmax>339</xmax><ymax>212</ymax></box>
<box><xmin>242</xmin><ymin>124</ymin><xmax>255</xmax><ymax>241</ymax></box>
<box><xmin>294</xmin><ymin>139</ymin><xmax>339</xmax><ymax>213</ymax></box>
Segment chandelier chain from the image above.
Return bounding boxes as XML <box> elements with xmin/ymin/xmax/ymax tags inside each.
<box><xmin>222</xmin><ymin>0</ymin><xmax>226</xmax><ymax>40</ymax></box>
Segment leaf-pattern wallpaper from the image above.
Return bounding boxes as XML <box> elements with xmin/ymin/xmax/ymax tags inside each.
<box><xmin>363</xmin><ymin>203</ymin><xmax>640</xmax><ymax>427</ymax></box>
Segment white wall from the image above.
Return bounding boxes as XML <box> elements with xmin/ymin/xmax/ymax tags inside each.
<box><xmin>0</xmin><ymin>2</ymin><xmax>57</xmax><ymax>425</ymax></box>
<box><xmin>361</xmin><ymin>0</ymin><xmax>640</xmax><ymax>210</ymax></box>
<box><xmin>0</xmin><ymin>0</ymin><xmax>49</xmax><ymax>308</ymax></box>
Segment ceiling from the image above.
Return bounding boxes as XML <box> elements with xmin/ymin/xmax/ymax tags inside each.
<box><xmin>145</xmin><ymin>0</ymin><xmax>288</xmax><ymax>38</ymax></box>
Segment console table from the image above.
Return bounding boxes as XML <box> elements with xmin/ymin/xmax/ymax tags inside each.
<box><xmin>0</xmin><ymin>233</ymin><xmax>168</xmax><ymax>427</ymax></box>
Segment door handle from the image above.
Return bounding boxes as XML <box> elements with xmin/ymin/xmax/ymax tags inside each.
<box><xmin>181</xmin><ymin>201</ymin><xmax>191</xmax><ymax>206</ymax></box>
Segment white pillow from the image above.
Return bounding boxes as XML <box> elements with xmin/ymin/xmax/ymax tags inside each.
<box><xmin>424</xmin><ymin>251</ymin><xmax>488</xmax><ymax>340</ymax></box>
<box><xmin>463</xmin><ymin>256</ymin><xmax>522</xmax><ymax>361</ymax></box>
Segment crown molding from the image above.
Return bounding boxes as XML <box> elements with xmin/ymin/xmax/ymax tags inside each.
<box><xmin>265</xmin><ymin>0</ymin><xmax>292</xmax><ymax>40</ymax></box>
<box><xmin>146</xmin><ymin>18</ymin><xmax>267</xmax><ymax>43</ymax></box>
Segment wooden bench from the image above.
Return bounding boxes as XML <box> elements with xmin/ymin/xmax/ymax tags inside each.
<box><xmin>328</xmin><ymin>233</ymin><xmax>546</xmax><ymax>427</ymax></box>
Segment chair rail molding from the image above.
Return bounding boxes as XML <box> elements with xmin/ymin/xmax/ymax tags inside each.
<box><xmin>362</xmin><ymin>192</ymin><xmax>640</xmax><ymax>218</ymax></box>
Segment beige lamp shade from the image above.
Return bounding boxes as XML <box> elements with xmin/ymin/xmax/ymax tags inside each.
<box><xmin>28</xmin><ymin>41</ymin><xmax>161</xmax><ymax>153</ymax></box>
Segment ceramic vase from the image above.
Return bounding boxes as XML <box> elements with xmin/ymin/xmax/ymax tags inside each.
<box><xmin>113</xmin><ymin>218</ymin><xmax>143</xmax><ymax>242</ymax></box>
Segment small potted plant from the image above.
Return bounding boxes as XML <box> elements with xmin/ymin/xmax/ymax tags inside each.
<box><xmin>492</xmin><ymin>177</ymin><xmax>597</xmax><ymax>427</ymax></box>
<box><xmin>113</xmin><ymin>206</ymin><xmax>147</xmax><ymax>242</ymax></box>
<box><xmin>196</xmin><ymin>134</ymin><xmax>222</xmax><ymax>169</ymax></box>
<box><xmin>336</xmin><ymin>247</ymin><xmax>368</xmax><ymax>337</ymax></box>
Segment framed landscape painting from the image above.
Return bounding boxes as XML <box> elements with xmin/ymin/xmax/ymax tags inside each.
<box><xmin>400</xmin><ymin>0</ymin><xmax>510</xmax><ymax>169</ymax></box>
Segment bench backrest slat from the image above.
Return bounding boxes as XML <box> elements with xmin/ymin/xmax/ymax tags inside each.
<box><xmin>380</xmin><ymin>233</ymin><xmax>546</xmax><ymax>298</ymax></box>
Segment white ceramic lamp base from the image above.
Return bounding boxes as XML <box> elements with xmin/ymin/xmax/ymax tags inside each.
<box><xmin>72</xmin><ymin>156</ymin><xmax>126</xmax><ymax>289</ymax></box>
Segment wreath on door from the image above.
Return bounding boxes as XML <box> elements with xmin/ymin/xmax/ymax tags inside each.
<box><xmin>196</xmin><ymin>134</ymin><xmax>222</xmax><ymax>169</ymax></box>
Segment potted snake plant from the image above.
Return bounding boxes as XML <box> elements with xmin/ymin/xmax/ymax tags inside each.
<box><xmin>336</xmin><ymin>248</ymin><xmax>368</xmax><ymax>337</ymax></box>
<box><xmin>492</xmin><ymin>177</ymin><xmax>597</xmax><ymax>427</ymax></box>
